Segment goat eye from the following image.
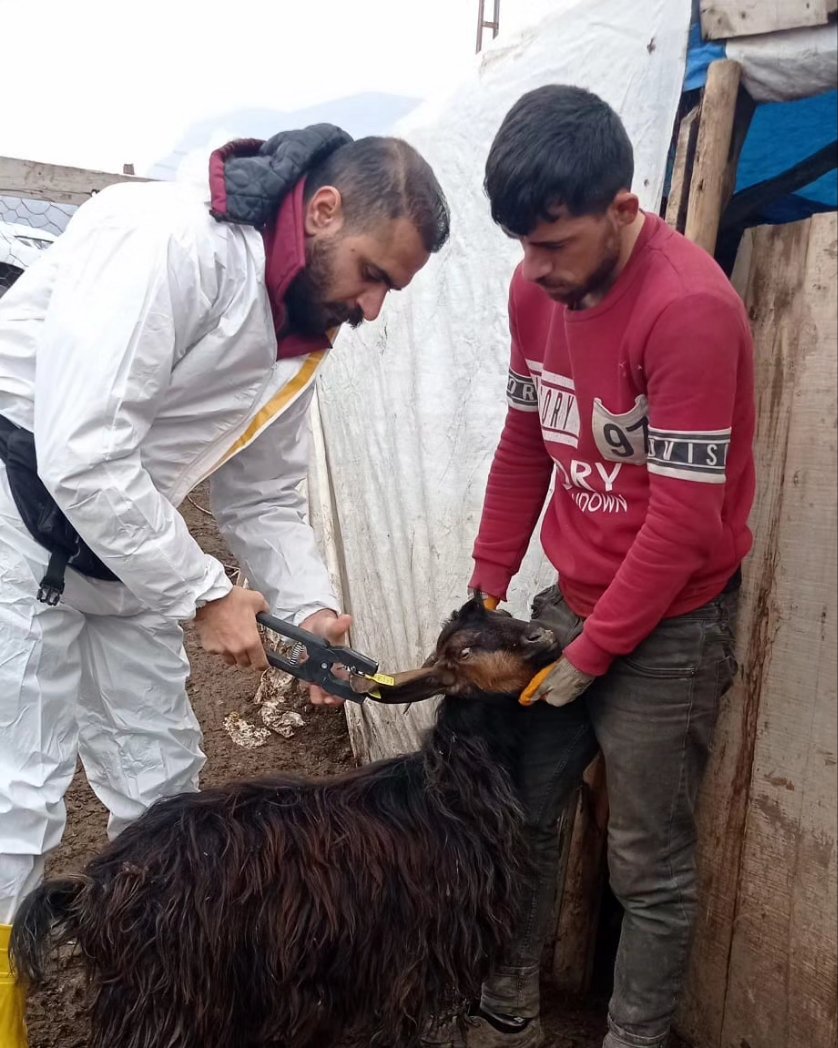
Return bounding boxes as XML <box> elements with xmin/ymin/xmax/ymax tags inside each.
<box><xmin>459</xmin><ymin>647</ymin><xmax>471</xmax><ymax>660</ymax></box>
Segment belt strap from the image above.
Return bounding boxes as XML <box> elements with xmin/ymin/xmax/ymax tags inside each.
<box><xmin>37</xmin><ymin>548</ymin><xmax>70</xmax><ymax>606</ymax></box>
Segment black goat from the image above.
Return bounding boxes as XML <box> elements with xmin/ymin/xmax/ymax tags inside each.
<box><xmin>11</xmin><ymin>597</ymin><xmax>560</xmax><ymax>1048</ymax></box>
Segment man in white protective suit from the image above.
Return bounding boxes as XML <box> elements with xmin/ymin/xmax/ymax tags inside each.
<box><xmin>0</xmin><ymin>126</ymin><xmax>449</xmax><ymax>1044</ymax></box>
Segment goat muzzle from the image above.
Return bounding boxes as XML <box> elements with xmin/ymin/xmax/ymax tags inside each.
<box><xmin>522</xmin><ymin>625</ymin><xmax>557</xmax><ymax>656</ymax></box>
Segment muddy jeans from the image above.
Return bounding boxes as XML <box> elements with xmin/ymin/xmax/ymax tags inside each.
<box><xmin>480</xmin><ymin>584</ymin><xmax>738</xmax><ymax>1048</ymax></box>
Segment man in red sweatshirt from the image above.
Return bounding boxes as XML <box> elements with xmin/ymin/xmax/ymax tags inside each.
<box><xmin>458</xmin><ymin>86</ymin><xmax>754</xmax><ymax>1048</ymax></box>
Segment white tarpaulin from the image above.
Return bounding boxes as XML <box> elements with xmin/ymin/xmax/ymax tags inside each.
<box><xmin>310</xmin><ymin>0</ymin><xmax>693</xmax><ymax>759</ymax></box>
<box><xmin>727</xmin><ymin>24</ymin><xmax>838</xmax><ymax>101</ymax></box>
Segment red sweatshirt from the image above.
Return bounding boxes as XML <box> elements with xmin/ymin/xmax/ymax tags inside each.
<box><xmin>470</xmin><ymin>214</ymin><xmax>755</xmax><ymax>677</ymax></box>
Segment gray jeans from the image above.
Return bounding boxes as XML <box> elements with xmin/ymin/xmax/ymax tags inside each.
<box><xmin>480</xmin><ymin>584</ymin><xmax>738</xmax><ymax>1048</ymax></box>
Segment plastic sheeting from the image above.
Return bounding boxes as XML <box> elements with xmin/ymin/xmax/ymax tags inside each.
<box><xmin>727</xmin><ymin>24</ymin><xmax>838</xmax><ymax>102</ymax></box>
<box><xmin>733</xmin><ymin>90</ymin><xmax>837</xmax><ymax>223</ymax></box>
<box><xmin>682</xmin><ymin>19</ymin><xmax>838</xmax><ymax>225</ymax></box>
<box><xmin>685</xmin><ymin>22</ymin><xmax>838</xmax><ymax>102</ymax></box>
<box><xmin>310</xmin><ymin>0</ymin><xmax>693</xmax><ymax>758</ymax></box>
<box><xmin>727</xmin><ymin>26</ymin><xmax>838</xmax><ymax>225</ymax></box>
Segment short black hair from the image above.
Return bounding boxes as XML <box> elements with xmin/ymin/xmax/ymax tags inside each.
<box><xmin>484</xmin><ymin>85</ymin><xmax>634</xmax><ymax>235</ymax></box>
<box><xmin>305</xmin><ymin>136</ymin><xmax>450</xmax><ymax>253</ymax></box>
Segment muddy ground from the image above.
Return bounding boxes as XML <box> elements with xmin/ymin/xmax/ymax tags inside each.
<box><xmin>26</xmin><ymin>486</ymin><xmax>685</xmax><ymax>1048</ymax></box>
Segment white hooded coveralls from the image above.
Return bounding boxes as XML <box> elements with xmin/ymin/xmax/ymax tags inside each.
<box><xmin>0</xmin><ymin>180</ymin><xmax>339</xmax><ymax>921</ymax></box>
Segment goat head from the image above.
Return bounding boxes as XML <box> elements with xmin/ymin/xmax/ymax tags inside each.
<box><xmin>368</xmin><ymin>595</ymin><xmax>561</xmax><ymax>704</ymax></box>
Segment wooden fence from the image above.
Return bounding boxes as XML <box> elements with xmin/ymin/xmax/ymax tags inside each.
<box><xmin>677</xmin><ymin>212</ymin><xmax>837</xmax><ymax>1048</ymax></box>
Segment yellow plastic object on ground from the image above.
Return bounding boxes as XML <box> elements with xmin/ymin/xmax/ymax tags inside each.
<box><xmin>519</xmin><ymin>662</ymin><xmax>559</xmax><ymax>706</ymax></box>
<box><xmin>0</xmin><ymin>925</ymin><xmax>27</xmax><ymax>1048</ymax></box>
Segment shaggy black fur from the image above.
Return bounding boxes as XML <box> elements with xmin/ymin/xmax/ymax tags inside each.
<box><xmin>11</xmin><ymin>598</ymin><xmax>560</xmax><ymax>1048</ymax></box>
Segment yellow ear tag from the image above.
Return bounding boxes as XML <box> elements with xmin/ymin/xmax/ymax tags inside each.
<box><xmin>349</xmin><ymin>671</ymin><xmax>395</xmax><ymax>699</ymax></box>
<box><xmin>519</xmin><ymin>661</ymin><xmax>559</xmax><ymax>706</ymax></box>
<box><xmin>483</xmin><ymin>596</ymin><xmax>500</xmax><ymax>611</ymax></box>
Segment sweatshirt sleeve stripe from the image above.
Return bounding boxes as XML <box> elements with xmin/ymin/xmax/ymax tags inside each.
<box><xmin>506</xmin><ymin>369</ymin><xmax>539</xmax><ymax>412</ymax></box>
<box><xmin>647</xmin><ymin>426</ymin><xmax>731</xmax><ymax>483</ymax></box>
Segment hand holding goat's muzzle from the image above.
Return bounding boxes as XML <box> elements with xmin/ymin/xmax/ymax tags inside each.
<box><xmin>519</xmin><ymin>656</ymin><xmax>595</xmax><ymax>707</ymax></box>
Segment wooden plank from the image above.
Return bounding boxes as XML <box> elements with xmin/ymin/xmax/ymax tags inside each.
<box><xmin>0</xmin><ymin>155</ymin><xmax>150</xmax><ymax>206</ymax></box>
<box><xmin>665</xmin><ymin>106</ymin><xmax>700</xmax><ymax>233</ymax></box>
<box><xmin>700</xmin><ymin>0</ymin><xmax>833</xmax><ymax>41</ymax></box>
<box><xmin>552</xmin><ymin>755</ymin><xmax>609</xmax><ymax>993</ymax></box>
<box><xmin>678</xmin><ymin>214</ymin><xmax>838</xmax><ymax>1048</ymax></box>
<box><xmin>684</xmin><ymin>60</ymin><xmax>742</xmax><ymax>255</ymax></box>
<box><xmin>719</xmin><ymin>214</ymin><xmax>838</xmax><ymax>1048</ymax></box>
<box><xmin>675</xmin><ymin>305</ymin><xmax>772</xmax><ymax>1044</ymax></box>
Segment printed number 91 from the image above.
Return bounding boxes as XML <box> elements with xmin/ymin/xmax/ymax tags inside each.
<box><xmin>602</xmin><ymin>416</ymin><xmax>648</xmax><ymax>459</ymax></box>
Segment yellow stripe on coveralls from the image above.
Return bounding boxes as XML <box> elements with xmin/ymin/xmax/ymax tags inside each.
<box><xmin>216</xmin><ymin>349</ymin><xmax>329</xmax><ymax>469</ymax></box>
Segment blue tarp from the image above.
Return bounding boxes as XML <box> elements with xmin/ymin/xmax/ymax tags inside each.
<box><xmin>681</xmin><ymin>20</ymin><xmax>837</xmax><ymax>225</ymax></box>
<box><xmin>684</xmin><ymin>21</ymin><xmax>726</xmax><ymax>91</ymax></box>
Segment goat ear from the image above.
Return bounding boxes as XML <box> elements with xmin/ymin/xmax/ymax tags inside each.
<box><xmin>370</xmin><ymin>665</ymin><xmax>453</xmax><ymax>705</ymax></box>
<box><xmin>447</xmin><ymin>592</ymin><xmax>487</xmax><ymax>625</ymax></box>
<box><xmin>449</xmin><ymin>594</ymin><xmax>487</xmax><ymax>625</ymax></box>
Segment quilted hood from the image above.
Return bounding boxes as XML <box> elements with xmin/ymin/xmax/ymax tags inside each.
<box><xmin>208</xmin><ymin>124</ymin><xmax>353</xmax><ymax>227</ymax></box>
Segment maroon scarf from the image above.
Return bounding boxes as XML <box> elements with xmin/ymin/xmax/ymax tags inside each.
<box><xmin>260</xmin><ymin>180</ymin><xmax>331</xmax><ymax>359</ymax></box>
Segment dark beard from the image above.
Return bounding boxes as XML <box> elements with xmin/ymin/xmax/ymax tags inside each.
<box><xmin>573</xmin><ymin>249</ymin><xmax>621</xmax><ymax>307</ymax></box>
<box><xmin>284</xmin><ymin>236</ymin><xmax>365</xmax><ymax>337</ymax></box>
<box><xmin>550</xmin><ymin>248</ymin><xmax>621</xmax><ymax>309</ymax></box>
<box><xmin>539</xmin><ymin>224</ymin><xmax>623</xmax><ymax>309</ymax></box>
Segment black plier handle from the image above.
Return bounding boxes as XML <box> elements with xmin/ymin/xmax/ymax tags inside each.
<box><xmin>256</xmin><ymin>612</ymin><xmax>380</xmax><ymax>703</ymax></box>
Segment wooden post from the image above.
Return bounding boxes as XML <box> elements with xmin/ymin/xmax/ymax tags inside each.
<box><xmin>683</xmin><ymin>60</ymin><xmax>742</xmax><ymax>255</ymax></box>
<box><xmin>552</xmin><ymin>755</ymin><xmax>609</xmax><ymax>992</ymax></box>
<box><xmin>665</xmin><ymin>106</ymin><xmax>700</xmax><ymax>233</ymax></box>
<box><xmin>0</xmin><ymin>156</ymin><xmax>150</xmax><ymax>206</ymax></box>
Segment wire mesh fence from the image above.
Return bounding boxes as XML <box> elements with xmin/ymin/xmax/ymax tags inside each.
<box><xmin>0</xmin><ymin>195</ymin><xmax>75</xmax><ymax>297</ymax></box>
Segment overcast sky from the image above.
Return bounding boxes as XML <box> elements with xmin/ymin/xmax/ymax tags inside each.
<box><xmin>1</xmin><ymin>0</ymin><xmax>479</xmax><ymax>175</ymax></box>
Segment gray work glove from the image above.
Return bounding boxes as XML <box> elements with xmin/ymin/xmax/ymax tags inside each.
<box><xmin>519</xmin><ymin>656</ymin><xmax>595</xmax><ymax>707</ymax></box>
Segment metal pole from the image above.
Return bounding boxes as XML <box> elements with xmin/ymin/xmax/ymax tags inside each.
<box><xmin>476</xmin><ymin>0</ymin><xmax>500</xmax><ymax>53</ymax></box>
